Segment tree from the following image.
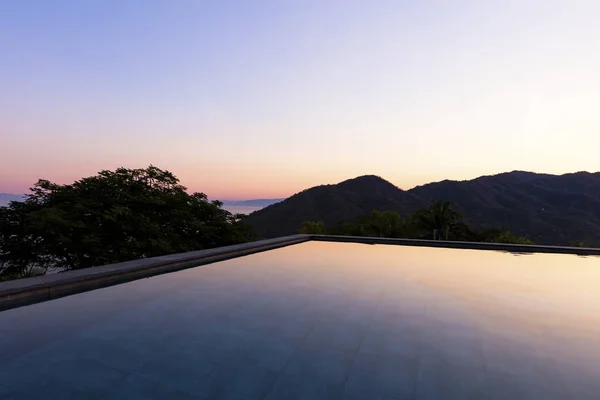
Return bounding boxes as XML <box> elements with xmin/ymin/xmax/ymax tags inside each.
<box><xmin>363</xmin><ymin>210</ymin><xmax>419</xmax><ymax>238</ymax></box>
<box><xmin>367</xmin><ymin>210</ymin><xmax>398</xmax><ymax>238</ymax></box>
<box><xmin>298</xmin><ymin>221</ymin><xmax>325</xmax><ymax>234</ymax></box>
<box><xmin>490</xmin><ymin>231</ymin><xmax>534</xmax><ymax>245</ymax></box>
<box><xmin>0</xmin><ymin>166</ymin><xmax>256</xmax><ymax>279</ymax></box>
<box><xmin>413</xmin><ymin>200</ymin><xmax>463</xmax><ymax>240</ymax></box>
<box><xmin>466</xmin><ymin>227</ymin><xmax>504</xmax><ymax>242</ymax></box>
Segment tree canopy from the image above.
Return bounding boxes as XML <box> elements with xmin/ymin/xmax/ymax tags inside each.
<box><xmin>312</xmin><ymin>199</ymin><xmax>534</xmax><ymax>244</ymax></box>
<box><xmin>298</xmin><ymin>221</ymin><xmax>325</xmax><ymax>234</ymax></box>
<box><xmin>413</xmin><ymin>200</ymin><xmax>463</xmax><ymax>240</ymax></box>
<box><xmin>0</xmin><ymin>166</ymin><xmax>255</xmax><ymax>279</ymax></box>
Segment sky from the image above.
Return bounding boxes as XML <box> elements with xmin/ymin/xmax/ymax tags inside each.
<box><xmin>1</xmin><ymin>0</ymin><xmax>599</xmax><ymax>199</ymax></box>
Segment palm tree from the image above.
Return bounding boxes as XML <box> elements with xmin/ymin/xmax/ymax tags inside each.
<box><xmin>413</xmin><ymin>200</ymin><xmax>462</xmax><ymax>240</ymax></box>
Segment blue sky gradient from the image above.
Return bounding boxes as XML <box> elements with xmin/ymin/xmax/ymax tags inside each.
<box><xmin>2</xmin><ymin>1</ymin><xmax>599</xmax><ymax>198</ymax></box>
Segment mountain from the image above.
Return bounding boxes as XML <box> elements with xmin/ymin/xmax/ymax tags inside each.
<box><xmin>245</xmin><ymin>175</ymin><xmax>423</xmax><ymax>238</ymax></box>
<box><xmin>409</xmin><ymin>171</ymin><xmax>600</xmax><ymax>246</ymax></box>
<box><xmin>220</xmin><ymin>198</ymin><xmax>284</xmax><ymax>207</ymax></box>
<box><xmin>245</xmin><ymin>171</ymin><xmax>600</xmax><ymax>246</ymax></box>
<box><xmin>0</xmin><ymin>193</ymin><xmax>24</xmax><ymax>207</ymax></box>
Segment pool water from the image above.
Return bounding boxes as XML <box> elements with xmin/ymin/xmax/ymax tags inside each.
<box><xmin>1</xmin><ymin>241</ymin><xmax>599</xmax><ymax>399</ymax></box>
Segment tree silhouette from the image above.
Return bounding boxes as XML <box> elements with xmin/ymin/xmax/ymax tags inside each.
<box><xmin>0</xmin><ymin>166</ymin><xmax>256</xmax><ymax>279</ymax></box>
<box><xmin>413</xmin><ymin>199</ymin><xmax>462</xmax><ymax>240</ymax></box>
<box><xmin>298</xmin><ymin>221</ymin><xmax>325</xmax><ymax>234</ymax></box>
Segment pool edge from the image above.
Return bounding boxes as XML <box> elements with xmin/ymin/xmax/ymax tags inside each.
<box><xmin>312</xmin><ymin>234</ymin><xmax>600</xmax><ymax>255</ymax></box>
<box><xmin>0</xmin><ymin>234</ymin><xmax>310</xmax><ymax>312</ymax></box>
<box><xmin>2</xmin><ymin>234</ymin><xmax>599</xmax><ymax>311</ymax></box>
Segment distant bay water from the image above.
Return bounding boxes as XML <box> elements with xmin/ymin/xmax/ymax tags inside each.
<box><xmin>219</xmin><ymin>198</ymin><xmax>284</xmax><ymax>215</ymax></box>
<box><xmin>221</xmin><ymin>204</ymin><xmax>264</xmax><ymax>215</ymax></box>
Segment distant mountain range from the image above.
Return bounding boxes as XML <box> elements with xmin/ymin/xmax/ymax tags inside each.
<box><xmin>219</xmin><ymin>198</ymin><xmax>285</xmax><ymax>215</ymax></box>
<box><xmin>5</xmin><ymin>173</ymin><xmax>600</xmax><ymax>246</ymax></box>
<box><xmin>220</xmin><ymin>199</ymin><xmax>285</xmax><ymax>207</ymax></box>
<box><xmin>245</xmin><ymin>171</ymin><xmax>600</xmax><ymax>246</ymax></box>
<box><xmin>0</xmin><ymin>193</ymin><xmax>24</xmax><ymax>207</ymax></box>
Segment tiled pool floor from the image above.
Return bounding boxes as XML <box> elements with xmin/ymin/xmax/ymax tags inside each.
<box><xmin>1</xmin><ymin>241</ymin><xmax>600</xmax><ymax>399</ymax></box>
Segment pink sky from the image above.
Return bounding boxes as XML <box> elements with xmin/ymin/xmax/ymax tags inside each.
<box><xmin>0</xmin><ymin>161</ymin><xmax>593</xmax><ymax>201</ymax></box>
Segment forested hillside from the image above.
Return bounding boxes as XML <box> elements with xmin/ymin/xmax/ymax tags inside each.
<box><xmin>246</xmin><ymin>171</ymin><xmax>600</xmax><ymax>246</ymax></box>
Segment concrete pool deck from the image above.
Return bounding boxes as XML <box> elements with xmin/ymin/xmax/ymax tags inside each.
<box><xmin>1</xmin><ymin>234</ymin><xmax>599</xmax><ymax>311</ymax></box>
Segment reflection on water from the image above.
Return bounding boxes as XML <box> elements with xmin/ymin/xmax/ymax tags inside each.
<box><xmin>1</xmin><ymin>241</ymin><xmax>599</xmax><ymax>398</ymax></box>
<box><xmin>506</xmin><ymin>251</ymin><xmax>535</xmax><ymax>256</ymax></box>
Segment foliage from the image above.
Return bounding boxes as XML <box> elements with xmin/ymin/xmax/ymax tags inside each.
<box><xmin>315</xmin><ymin>199</ymin><xmax>537</xmax><ymax>245</ymax></box>
<box><xmin>247</xmin><ymin>175</ymin><xmax>424</xmax><ymax>239</ymax></box>
<box><xmin>331</xmin><ymin>211</ymin><xmax>416</xmax><ymax>238</ymax></box>
<box><xmin>366</xmin><ymin>211</ymin><xmax>404</xmax><ymax>238</ymax></box>
<box><xmin>247</xmin><ymin>172</ymin><xmax>600</xmax><ymax>246</ymax></box>
<box><xmin>0</xmin><ymin>166</ymin><xmax>256</xmax><ymax>279</ymax></box>
<box><xmin>412</xmin><ymin>200</ymin><xmax>463</xmax><ymax>240</ymax></box>
<box><xmin>0</xmin><ymin>202</ymin><xmax>54</xmax><ymax>276</ymax></box>
<box><xmin>298</xmin><ymin>221</ymin><xmax>325</xmax><ymax>234</ymax></box>
<box><xmin>0</xmin><ymin>270</ymin><xmax>37</xmax><ymax>282</ymax></box>
<box><xmin>489</xmin><ymin>231</ymin><xmax>534</xmax><ymax>245</ymax></box>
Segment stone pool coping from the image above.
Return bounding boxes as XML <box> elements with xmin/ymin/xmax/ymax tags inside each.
<box><xmin>0</xmin><ymin>234</ymin><xmax>310</xmax><ymax>311</ymax></box>
<box><xmin>1</xmin><ymin>234</ymin><xmax>599</xmax><ymax>311</ymax></box>
<box><xmin>313</xmin><ymin>235</ymin><xmax>600</xmax><ymax>255</ymax></box>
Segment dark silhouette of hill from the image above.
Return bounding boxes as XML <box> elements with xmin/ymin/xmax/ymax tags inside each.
<box><xmin>245</xmin><ymin>171</ymin><xmax>600</xmax><ymax>245</ymax></box>
<box><xmin>409</xmin><ymin>170</ymin><xmax>600</xmax><ymax>245</ymax></box>
<box><xmin>244</xmin><ymin>175</ymin><xmax>423</xmax><ymax>238</ymax></box>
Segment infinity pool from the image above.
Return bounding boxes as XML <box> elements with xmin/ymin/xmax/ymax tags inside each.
<box><xmin>1</xmin><ymin>241</ymin><xmax>599</xmax><ymax>399</ymax></box>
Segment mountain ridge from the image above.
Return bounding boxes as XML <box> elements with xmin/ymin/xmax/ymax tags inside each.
<box><xmin>245</xmin><ymin>171</ymin><xmax>600</xmax><ymax>246</ymax></box>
